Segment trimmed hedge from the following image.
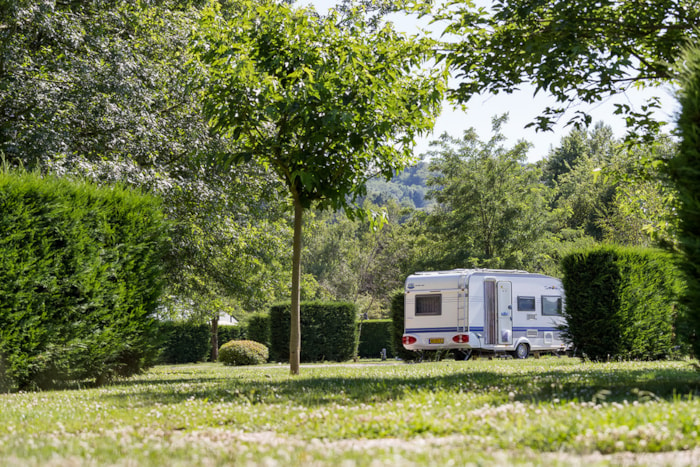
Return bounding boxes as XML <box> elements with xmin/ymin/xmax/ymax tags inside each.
<box><xmin>158</xmin><ymin>322</ymin><xmax>211</xmax><ymax>364</ymax></box>
<box><xmin>358</xmin><ymin>319</ymin><xmax>394</xmax><ymax>359</ymax></box>
<box><xmin>245</xmin><ymin>313</ymin><xmax>270</xmax><ymax>347</ymax></box>
<box><xmin>269</xmin><ymin>301</ymin><xmax>357</xmax><ymax>363</ymax></box>
<box><xmin>561</xmin><ymin>246</ymin><xmax>683</xmax><ymax>360</ymax></box>
<box><xmin>669</xmin><ymin>45</ymin><xmax>700</xmax><ymax>358</ymax></box>
<box><xmin>390</xmin><ymin>289</ymin><xmax>417</xmax><ymax>361</ymax></box>
<box><xmin>218</xmin><ymin>325</ymin><xmax>245</xmax><ymax>347</ymax></box>
<box><xmin>0</xmin><ymin>172</ymin><xmax>170</xmax><ymax>390</ymax></box>
<box><xmin>219</xmin><ymin>340</ymin><xmax>268</xmax><ymax>366</ymax></box>
<box><xmin>158</xmin><ymin>323</ymin><xmax>244</xmax><ymax>364</ymax></box>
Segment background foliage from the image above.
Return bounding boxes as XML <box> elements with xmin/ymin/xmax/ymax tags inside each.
<box><xmin>434</xmin><ymin>0</ymin><xmax>698</xmax><ymax>139</ymax></box>
<box><xmin>158</xmin><ymin>322</ymin><xmax>212</xmax><ymax>364</ymax></box>
<box><xmin>218</xmin><ymin>340</ymin><xmax>269</xmax><ymax>366</ymax></box>
<box><xmin>357</xmin><ymin>319</ymin><xmax>394</xmax><ymax>359</ymax></box>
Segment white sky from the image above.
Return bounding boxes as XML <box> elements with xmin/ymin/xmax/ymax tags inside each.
<box><xmin>299</xmin><ymin>0</ymin><xmax>679</xmax><ymax>161</ymax></box>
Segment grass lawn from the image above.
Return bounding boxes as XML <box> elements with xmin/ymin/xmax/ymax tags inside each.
<box><xmin>1</xmin><ymin>357</ymin><xmax>698</xmax><ymax>466</ymax></box>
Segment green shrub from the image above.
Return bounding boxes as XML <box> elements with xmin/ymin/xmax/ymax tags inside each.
<box><xmin>668</xmin><ymin>45</ymin><xmax>700</xmax><ymax>359</ymax></box>
<box><xmin>358</xmin><ymin>319</ymin><xmax>393</xmax><ymax>359</ymax></box>
<box><xmin>561</xmin><ymin>246</ymin><xmax>683</xmax><ymax>360</ymax></box>
<box><xmin>269</xmin><ymin>301</ymin><xmax>357</xmax><ymax>363</ymax></box>
<box><xmin>218</xmin><ymin>340</ymin><xmax>269</xmax><ymax>366</ymax></box>
<box><xmin>158</xmin><ymin>322</ymin><xmax>211</xmax><ymax>364</ymax></box>
<box><xmin>245</xmin><ymin>313</ymin><xmax>270</xmax><ymax>346</ymax></box>
<box><xmin>390</xmin><ymin>289</ymin><xmax>418</xmax><ymax>361</ymax></box>
<box><xmin>0</xmin><ymin>171</ymin><xmax>170</xmax><ymax>390</ymax></box>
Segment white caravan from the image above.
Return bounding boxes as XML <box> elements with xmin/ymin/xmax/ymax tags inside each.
<box><xmin>402</xmin><ymin>269</ymin><xmax>569</xmax><ymax>359</ymax></box>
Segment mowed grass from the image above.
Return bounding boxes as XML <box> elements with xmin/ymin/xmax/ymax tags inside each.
<box><xmin>1</xmin><ymin>358</ymin><xmax>699</xmax><ymax>466</ymax></box>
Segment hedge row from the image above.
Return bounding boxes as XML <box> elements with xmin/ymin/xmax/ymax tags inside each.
<box><xmin>159</xmin><ymin>317</ymin><xmax>397</xmax><ymax>363</ymax></box>
<box><xmin>357</xmin><ymin>319</ymin><xmax>394</xmax><ymax>359</ymax></box>
<box><xmin>0</xmin><ymin>172</ymin><xmax>170</xmax><ymax>391</ymax></box>
<box><xmin>158</xmin><ymin>323</ymin><xmax>243</xmax><ymax>364</ymax></box>
<box><xmin>269</xmin><ymin>301</ymin><xmax>357</xmax><ymax>362</ymax></box>
<box><xmin>245</xmin><ymin>313</ymin><xmax>270</xmax><ymax>347</ymax></box>
<box><xmin>561</xmin><ymin>246</ymin><xmax>684</xmax><ymax>360</ymax></box>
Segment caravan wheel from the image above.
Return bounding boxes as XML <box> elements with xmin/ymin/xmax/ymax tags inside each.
<box><xmin>513</xmin><ymin>343</ymin><xmax>529</xmax><ymax>359</ymax></box>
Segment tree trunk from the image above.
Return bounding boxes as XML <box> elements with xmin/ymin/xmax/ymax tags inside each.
<box><xmin>290</xmin><ymin>198</ymin><xmax>303</xmax><ymax>375</ymax></box>
<box><xmin>211</xmin><ymin>316</ymin><xmax>219</xmax><ymax>362</ymax></box>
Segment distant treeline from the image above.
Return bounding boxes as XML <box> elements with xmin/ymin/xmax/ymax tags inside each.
<box><xmin>362</xmin><ymin>163</ymin><xmax>432</xmax><ymax>210</ymax></box>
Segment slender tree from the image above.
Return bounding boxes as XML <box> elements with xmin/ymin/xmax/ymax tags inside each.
<box><xmin>191</xmin><ymin>0</ymin><xmax>444</xmax><ymax>373</ymax></box>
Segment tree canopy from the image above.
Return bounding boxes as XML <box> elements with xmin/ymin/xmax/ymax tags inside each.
<box><xmin>434</xmin><ymin>0</ymin><xmax>700</xmax><ymax>138</ymax></box>
<box><xmin>421</xmin><ymin>116</ymin><xmax>550</xmax><ymax>270</ymax></box>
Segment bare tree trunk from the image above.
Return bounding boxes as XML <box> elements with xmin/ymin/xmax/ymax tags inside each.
<box><xmin>211</xmin><ymin>316</ymin><xmax>219</xmax><ymax>362</ymax></box>
<box><xmin>290</xmin><ymin>198</ymin><xmax>303</xmax><ymax>375</ymax></box>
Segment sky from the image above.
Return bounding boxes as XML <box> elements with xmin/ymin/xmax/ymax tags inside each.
<box><xmin>299</xmin><ymin>0</ymin><xmax>679</xmax><ymax>161</ymax></box>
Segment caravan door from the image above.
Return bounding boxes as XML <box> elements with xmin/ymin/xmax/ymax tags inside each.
<box><xmin>497</xmin><ymin>281</ymin><xmax>513</xmax><ymax>345</ymax></box>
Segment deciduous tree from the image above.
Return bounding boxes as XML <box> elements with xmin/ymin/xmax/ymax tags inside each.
<box><xmin>422</xmin><ymin>115</ymin><xmax>550</xmax><ymax>270</ymax></box>
<box><xmin>191</xmin><ymin>0</ymin><xmax>444</xmax><ymax>373</ymax></box>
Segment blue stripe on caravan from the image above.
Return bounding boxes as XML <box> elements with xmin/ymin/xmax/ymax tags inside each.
<box><xmin>512</xmin><ymin>327</ymin><xmax>561</xmax><ymax>332</ymax></box>
<box><xmin>406</xmin><ymin>327</ymin><xmax>485</xmax><ymax>333</ymax></box>
<box><xmin>405</xmin><ymin>327</ymin><xmax>459</xmax><ymax>333</ymax></box>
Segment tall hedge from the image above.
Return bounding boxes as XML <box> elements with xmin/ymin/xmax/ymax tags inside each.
<box><xmin>561</xmin><ymin>246</ymin><xmax>683</xmax><ymax>360</ymax></box>
<box><xmin>218</xmin><ymin>325</ymin><xmax>245</xmax><ymax>348</ymax></box>
<box><xmin>269</xmin><ymin>301</ymin><xmax>357</xmax><ymax>363</ymax></box>
<box><xmin>358</xmin><ymin>319</ymin><xmax>393</xmax><ymax>359</ymax></box>
<box><xmin>0</xmin><ymin>172</ymin><xmax>170</xmax><ymax>391</ymax></box>
<box><xmin>668</xmin><ymin>45</ymin><xmax>700</xmax><ymax>359</ymax></box>
<box><xmin>158</xmin><ymin>322</ymin><xmax>211</xmax><ymax>364</ymax></box>
<box><xmin>390</xmin><ymin>289</ymin><xmax>417</xmax><ymax>361</ymax></box>
<box><xmin>245</xmin><ymin>313</ymin><xmax>270</xmax><ymax>347</ymax></box>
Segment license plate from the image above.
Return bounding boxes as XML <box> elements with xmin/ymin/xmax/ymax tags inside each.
<box><xmin>429</xmin><ymin>338</ymin><xmax>444</xmax><ymax>344</ymax></box>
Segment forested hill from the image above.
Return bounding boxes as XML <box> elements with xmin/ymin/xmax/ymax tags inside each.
<box><xmin>363</xmin><ymin>162</ymin><xmax>432</xmax><ymax>210</ymax></box>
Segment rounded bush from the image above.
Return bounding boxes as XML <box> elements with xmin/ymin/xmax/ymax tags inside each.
<box><xmin>218</xmin><ymin>340</ymin><xmax>269</xmax><ymax>366</ymax></box>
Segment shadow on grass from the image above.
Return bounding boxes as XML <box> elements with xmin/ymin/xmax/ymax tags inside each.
<box><xmin>102</xmin><ymin>360</ymin><xmax>700</xmax><ymax>408</ymax></box>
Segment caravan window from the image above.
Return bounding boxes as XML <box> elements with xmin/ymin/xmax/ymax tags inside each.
<box><xmin>415</xmin><ymin>295</ymin><xmax>441</xmax><ymax>316</ymax></box>
<box><xmin>542</xmin><ymin>296</ymin><xmax>562</xmax><ymax>316</ymax></box>
<box><xmin>517</xmin><ymin>296</ymin><xmax>536</xmax><ymax>312</ymax></box>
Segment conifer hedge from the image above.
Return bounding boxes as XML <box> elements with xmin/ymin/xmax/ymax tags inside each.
<box><xmin>390</xmin><ymin>289</ymin><xmax>417</xmax><ymax>361</ymax></box>
<box><xmin>268</xmin><ymin>301</ymin><xmax>357</xmax><ymax>362</ymax></box>
<box><xmin>561</xmin><ymin>246</ymin><xmax>683</xmax><ymax>360</ymax></box>
<box><xmin>0</xmin><ymin>172</ymin><xmax>170</xmax><ymax>391</ymax></box>
<box><xmin>158</xmin><ymin>322</ymin><xmax>211</xmax><ymax>364</ymax></box>
<box><xmin>358</xmin><ymin>319</ymin><xmax>393</xmax><ymax>359</ymax></box>
<box><xmin>668</xmin><ymin>45</ymin><xmax>700</xmax><ymax>359</ymax></box>
<box><xmin>157</xmin><ymin>322</ymin><xmax>244</xmax><ymax>364</ymax></box>
<box><xmin>244</xmin><ymin>313</ymin><xmax>270</xmax><ymax>347</ymax></box>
